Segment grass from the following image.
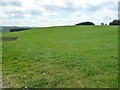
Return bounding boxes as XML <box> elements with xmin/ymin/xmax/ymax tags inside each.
<box><xmin>2</xmin><ymin>26</ymin><xmax>118</xmax><ymax>88</ymax></box>
<box><xmin>0</xmin><ymin>32</ymin><xmax>2</xmax><ymax>88</ymax></box>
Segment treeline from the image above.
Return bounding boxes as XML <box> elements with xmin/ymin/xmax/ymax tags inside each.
<box><xmin>75</xmin><ymin>19</ymin><xmax>120</xmax><ymax>26</ymax></box>
<box><xmin>109</xmin><ymin>19</ymin><xmax>120</xmax><ymax>25</ymax></box>
<box><xmin>10</xmin><ymin>27</ymin><xmax>31</xmax><ymax>32</ymax></box>
<box><xmin>76</xmin><ymin>21</ymin><xmax>95</xmax><ymax>25</ymax></box>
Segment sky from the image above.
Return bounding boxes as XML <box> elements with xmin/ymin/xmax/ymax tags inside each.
<box><xmin>0</xmin><ymin>0</ymin><xmax>119</xmax><ymax>27</ymax></box>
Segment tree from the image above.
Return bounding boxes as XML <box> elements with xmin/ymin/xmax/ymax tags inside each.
<box><xmin>105</xmin><ymin>23</ymin><xmax>107</xmax><ymax>26</ymax></box>
<box><xmin>109</xmin><ymin>22</ymin><xmax>112</xmax><ymax>25</ymax></box>
<box><xmin>76</xmin><ymin>21</ymin><xmax>95</xmax><ymax>25</ymax></box>
<box><xmin>109</xmin><ymin>19</ymin><xmax>120</xmax><ymax>25</ymax></box>
<box><xmin>101</xmin><ymin>23</ymin><xmax>104</xmax><ymax>26</ymax></box>
<box><xmin>10</xmin><ymin>27</ymin><xmax>31</xmax><ymax>32</ymax></box>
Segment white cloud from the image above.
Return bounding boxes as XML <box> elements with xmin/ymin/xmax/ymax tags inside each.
<box><xmin>0</xmin><ymin>0</ymin><xmax>118</xmax><ymax>27</ymax></box>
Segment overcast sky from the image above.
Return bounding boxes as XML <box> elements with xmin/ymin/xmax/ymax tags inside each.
<box><xmin>0</xmin><ymin>0</ymin><xmax>118</xmax><ymax>27</ymax></box>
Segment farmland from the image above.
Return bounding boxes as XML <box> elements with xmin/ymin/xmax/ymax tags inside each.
<box><xmin>2</xmin><ymin>26</ymin><xmax>118</xmax><ymax>88</ymax></box>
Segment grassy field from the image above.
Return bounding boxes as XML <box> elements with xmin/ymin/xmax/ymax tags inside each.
<box><xmin>0</xmin><ymin>32</ymin><xmax>2</xmax><ymax>88</ymax></box>
<box><xmin>2</xmin><ymin>26</ymin><xmax>118</xmax><ymax>88</ymax></box>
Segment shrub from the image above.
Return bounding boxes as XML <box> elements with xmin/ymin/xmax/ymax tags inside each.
<box><xmin>75</xmin><ymin>21</ymin><xmax>95</xmax><ymax>25</ymax></box>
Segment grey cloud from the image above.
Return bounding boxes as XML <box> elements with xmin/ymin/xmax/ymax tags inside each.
<box><xmin>86</xmin><ymin>5</ymin><xmax>102</xmax><ymax>11</ymax></box>
<box><xmin>103</xmin><ymin>16</ymin><xmax>114</xmax><ymax>20</ymax></box>
<box><xmin>42</xmin><ymin>1</ymin><xmax>82</xmax><ymax>18</ymax></box>
<box><xmin>1</xmin><ymin>1</ymin><xmax>22</xmax><ymax>7</ymax></box>
<box><xmin>4</xmin><ymin>9</ymin><xmax>41</xmax><ymax>15</ymax></box>
<box><xmin>3</xmin><ymin>10</ymin><xmax>24</xmax><ymax>19</ymax></box>
<box><xmin>86</xmin><ymin>2</ymin><xmax>115</xmax><ymax>12</ymax></box>
<box><xmin>3</xmin><ymin>10</ymin><xmax>24</xmax><ymax>14</ymax></box>
<box><xmin>44</xmin><ymin>5</ymin><xmax>62</xmax><ymax>11</ymax></box>
<box><xmin>27</xmin><ymin>10</ymin><xmax>42</xmax><ymax>16</ymax></box>
<box><xmin>3</xmin><ymin>9</ymin><xmax>42</xmax><ymax>20</ymax></box>
<box><xmin>43</xmin><ymin>1</ymin><xmax>116</xmax><ymax>13</ymax></box>
<box><xmin>6</xmin><ymin>14</ymin><xmax>24</xmax><ymax>20</ymax></box>
<box><xmin>109</xmin><ymin>5</ymin><xmax>118</xmax><ymax>11</ymax></box>
<box><xmin>61</xmin><ymin>1</ymin><xmax>82</xmax><ymax>11</ymax></box>
<box><xmin>12</xmin><ymin>14</ymin><xmax>24</xmax><ymax>19</ymax></box>
<box><xmin>41</xmin><ymin>19</ymin><xmax>48</xmax><ymax>22</ymax></box>
<box><xmin>43</xmin><ymin>1</ymin><xmax>114</xmax><ymax>14</ymax></box>
<box><xmin>43</xmin><ymin>1</ymin><xmax>82</xmax><ymax>12</ymax></box>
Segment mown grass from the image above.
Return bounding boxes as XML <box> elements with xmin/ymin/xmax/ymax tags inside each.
<box><xmin>2</xmin><ymin>26</ymin><xmax>118</xmax><ymax>88</ymax></box>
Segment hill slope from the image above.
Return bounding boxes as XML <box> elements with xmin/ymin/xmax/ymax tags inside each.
<box><xmin>2</xmin><ymin>26</ymin><xmax>118</xmax><ymax>88</ymax></box>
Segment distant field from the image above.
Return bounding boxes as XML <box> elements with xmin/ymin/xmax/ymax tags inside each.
<box><xmin>2</xmin><ymin>26</ymin><xmax>118</xmax><ymax>88</ymax></box>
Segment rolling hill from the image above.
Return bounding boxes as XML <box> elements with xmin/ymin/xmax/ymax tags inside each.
<box><xmin>2</xmin><ymin>26</ymin><xmax>118</xmax><ymax>88</ymax></box>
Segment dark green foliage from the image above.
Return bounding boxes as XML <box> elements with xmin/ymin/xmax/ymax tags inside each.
<box><xmin>76</xmin><ymin>21</ymin><xmax>95</xmax><ymax>25</ymax></box>
<box><xmin>101</xmin><ymin>23</ymin><xmax>104</xmax><ymax>26</ymax></box>
<box><xmin>109</xmin><ymin>19</ymin><xmax>120</xmax><ymax>25</ymax></box>
<box><xmin>10</xmin><ymin>27</ymin><xmax>31</xmax><ymax>32</ymax></box>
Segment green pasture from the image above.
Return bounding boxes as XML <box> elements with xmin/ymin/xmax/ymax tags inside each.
<box><xmin>2</xmin><ymin>26</ymin><xmax>118</xmax><ymax>88</ymax></box>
